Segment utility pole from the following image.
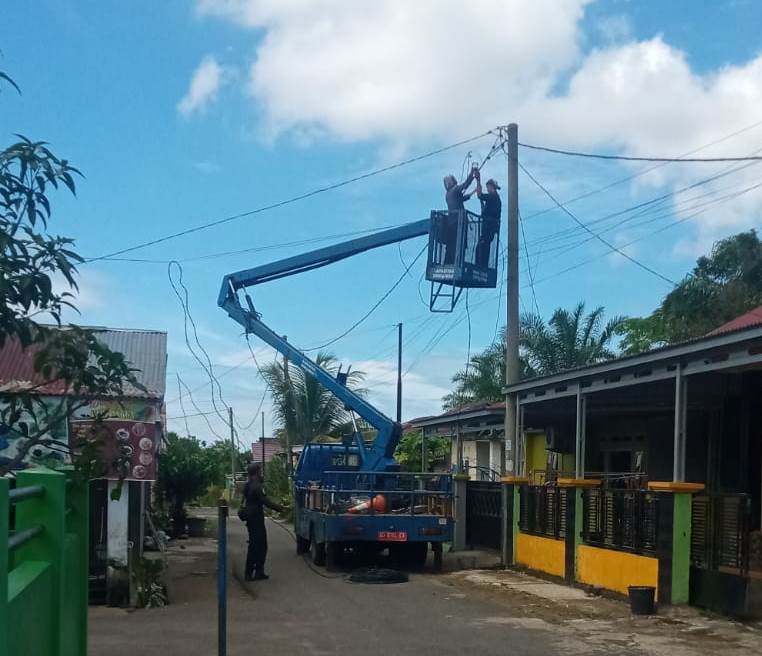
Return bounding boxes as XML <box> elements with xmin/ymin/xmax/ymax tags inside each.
<box><xmin>283</xmin><ymin>336</ymin><xmax>292</xmax><ymax>476</ymax></box>
<box><xmin>504</xmin><ymin>123</ymin><xmax>520</xmax><ymax>476</ymax></box>
<box><xmin>396</xmin><ymin>322</ymin><xmax>403</xmax><ymax>424</ymax></box>
<box><xmin>261</xmin><ymin>411</ymin><xmax>266</xmax><ymax>477</ymax></box>
<box><xmin>228</xmin><ymin>406</ymin><xmax>236</xmax><ymax>496</ymax></box>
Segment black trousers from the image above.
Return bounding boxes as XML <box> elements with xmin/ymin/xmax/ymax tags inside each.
<box><xmin>245</xmin><ymin>521</ymin><xmax>268</xmax><ymax>576</ymax></box>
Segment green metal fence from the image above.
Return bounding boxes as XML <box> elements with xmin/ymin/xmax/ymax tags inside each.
<box><xmin>1</xmin><ymin>467</ymin><xmax>89</xmax><ymax>656</ymax></box>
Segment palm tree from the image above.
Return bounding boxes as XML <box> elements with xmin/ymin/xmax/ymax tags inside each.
<box><xmin>520</xmin><ymin>302</ymin><xmax>624</xmax><ymax>375</ymax></box>
<box><xmin>443</xmin><ymin>302</ymin><xmax>624</xmax><ymax>409</ymax></box>
<box><xmin>262</xmin><ymin>351</ymin><xmax>366</xmax><ymax>446</ymax></box>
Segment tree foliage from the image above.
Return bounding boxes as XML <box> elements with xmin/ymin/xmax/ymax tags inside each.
<box><xmin>0</xmin><ymin>70</ymin><xmax>138</xmax><ymax>476</ymax></box>
<box><xmin>617</xmin><ymin>230</ymin><xmax>762</xmax><ymax>353</ymax></box>
<box><xmin>520</xmin><ymin>302</ymin><xmax>624</xmax><ymax>375</ymax></box>
<box><xmin>444</xmin><ymin>303</ymin><xmax>623</xmax><ymax>409</ymax></box>
<box><xmin>157</xmin><ymin>433</ymin><xmax>215</xmax><ymax>535</ymax></box>
<box><xmin>394</xmin><ymin>431</ymin><xmax>450</xmax><ymax>472</ymax></box>
<box><xmin>262</xmin><ymin>351</ymin><xmax>366</xmax><ymax>445</ymax></box>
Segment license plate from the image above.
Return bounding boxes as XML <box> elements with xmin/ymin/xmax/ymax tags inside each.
<box><xmin>378</xmin><ymin>531</ymin><xmax>407</xmax><ymax>542</ymax></box>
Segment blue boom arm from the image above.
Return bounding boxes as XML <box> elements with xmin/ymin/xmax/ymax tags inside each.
<box><xmin>218</xmin><ymin>219</ymin><xmax>430</xmax><ymax>472</ymax></box>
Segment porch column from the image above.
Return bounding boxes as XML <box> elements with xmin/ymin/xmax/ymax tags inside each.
<box><xmin>574</xmin><ymin>387</ymin><xmax>587</xmax><ymax>479</ymax></box>
<box><xmin>673</xmin><ymin>365</ymin><xmax>687</xmax><ymax>482</ymax></box>
<box><xmin>453</xmin><ymin>473</ymin><xmax>470</xmax><ymax>551</ymax></box>
<box><xmin>517</xmin><ymin>403</ymin><xmax>526</xmax><ymax>476</ymax></box>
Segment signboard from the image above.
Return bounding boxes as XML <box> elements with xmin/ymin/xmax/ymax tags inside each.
<box><xmin>70</xmin><ymin>399</ymin><xmax>159</xmax><ymax>423</ymax></box>
<box><xmin>69</xmin><ymin>419</ymin><xmax>157</xmax><ymax>481</ymax></box>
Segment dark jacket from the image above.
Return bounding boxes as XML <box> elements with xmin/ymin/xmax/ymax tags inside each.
<box><xmin>242</xmin><ymin>478</ymin><xmax>282</xmax><ymax>527</ymax></box>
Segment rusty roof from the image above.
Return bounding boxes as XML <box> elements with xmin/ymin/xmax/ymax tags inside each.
<box><xmin>0</xmin><ymin>326</ymin><xmax>167</xmax><ymax>399</ymax></box>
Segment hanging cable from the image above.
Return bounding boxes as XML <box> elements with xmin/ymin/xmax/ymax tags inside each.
<box><xmin>86</xmin><ymin>130</ymin><xmax>497</xmax><ymax>263</ymax></box>
<box><xmin>519</xmin><ymin>208</ymin><xmax>540</xmax><ymax>316</ymax></box>
<box><xmin>517</xmin><ymin>162</ymin><xmax>677</xmax><ymax>286</ymax></box>
<box><xmin>176</xmin><ymin>373</ymin><xmax>192</xmax><ymax>438</ymax></box>
<box><xmin>518</xmin><ymin>142</ymin><xmax>762</xmax><ymax>163</ymax></box>
<box><xmin>302</xmin><ymin>244</ymin><xmax>428</xmax><ymax>351</ymax></box>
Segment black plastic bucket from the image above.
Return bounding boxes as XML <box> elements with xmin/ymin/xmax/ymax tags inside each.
<box><xmin>628</xmin><ymin>586</ymin><xmax>656</xmax><ymax>615</ymax></box>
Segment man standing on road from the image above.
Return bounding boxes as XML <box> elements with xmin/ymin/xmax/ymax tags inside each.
<box><xmin>475</xmin><ymin>172</ymin><xmax>501</xmax><ymax>268</ymax></box>
<box><xmin>242</xmin><ymin>462</ymin><xmax>286</xmax><ymax>581</ymax></box>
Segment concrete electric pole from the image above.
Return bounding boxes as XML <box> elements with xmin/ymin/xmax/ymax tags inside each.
<box><xmin>504</xmin><ymin>123</ymin><xmax>520</xmax><ymax>476</ymax></box>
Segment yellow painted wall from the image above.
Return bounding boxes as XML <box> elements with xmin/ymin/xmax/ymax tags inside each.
<box><xmin>516</xmin><ymin>532</ymin><xmax>566</xmax><ymax>579</ymax></box>
<box><xmin>525</xmin><ymin>433</ymin><xmax>547</xmax><ymax>474</ymax></box>
<box><xmin>524</xmin><ymin>432</ymin><xmax>576</xmax><ymax>479</ymax></box>
<box><xmin>576</xmin><ymin>544</ymin><xmax>659</xmax><ymax>599</ymax></box>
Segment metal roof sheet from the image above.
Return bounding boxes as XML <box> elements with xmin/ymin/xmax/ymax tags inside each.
<box><xmin>0</xmin><ymin>326</ymin><xmax>167</xmax><ymax>399</ymax></box>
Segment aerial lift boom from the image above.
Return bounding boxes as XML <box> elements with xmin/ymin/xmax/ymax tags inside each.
<box><xmin>218</xmin><ymin>219</ymin><xmax>430</xmax><ymax>472</ymax></box>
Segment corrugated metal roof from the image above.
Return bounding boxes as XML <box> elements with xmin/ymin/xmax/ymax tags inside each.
<box><xmin>707</xmin><ymin>305</ymin><xmax>762</xmax><ymax>336</ymax></box>
<box><xmin>0</xmin><ymin>326</ymin><xmax>167</xmax><ymax>399</ymax></box>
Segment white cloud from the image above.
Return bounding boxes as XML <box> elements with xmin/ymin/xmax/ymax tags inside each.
<box><xmin>195</xmin><ymin>1</ymin><xmax>762</xmax><ymax>246</ymax></box>
<box><xmin>177</xmin><ymin>55</ymin><xmax>227</xmax><ymax>117</ymax></box>
<box><xmin>353</xmin><ymin>357</ymin><xmax>457</xmax><ymax>421</ymax></box>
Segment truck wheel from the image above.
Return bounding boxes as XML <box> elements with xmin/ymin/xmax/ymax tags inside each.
<box><xmin>296</xmin><ymin>535</ymin><xmax>311</xmax><ymax>555</ymax></box>
<box><xmin>432</xmin><ymin>543</ymin><xmax>443</xmax><ymax>572</ymax></box>
<box><xmin>408</xmin><ymin>542</ymin><xmax>428</xmax><ymax>571</ymax></box>
<box><xmin>310</xmin><ymin>528</ymin><xmax>326</xmax><ymax>566</ymax></box>
<box><xmin>326</xmin><ymin>542</ymin><xmax>342</xmax><ymax>571</ymax></box>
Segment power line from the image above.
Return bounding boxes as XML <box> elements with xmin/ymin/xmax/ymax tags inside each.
<box><xmin>94</xmin><ymin>223</ymin><xmax>407</xmax><ymax>265</ymax></box>
<box><xmin>518</xmin><ymin>162</ymin><xmax>678</xmax><ymax>286</ymax></box>
<box><xmin>520</xmin><ymin>118</ymin><xmax>762</xmax><ymax>222</ymax></box>
<box><xmin>519</xmin><ymin>142</ymin><xmax>762</xmax><ymax>163</ymax></box>
<box><xmin>519</xmin><ymin>209</ymin><xmax>540</xmax><ymax>315</ymax></box>
<box><xmin>86</xmin><ymin>130</ymin><xmax>496</xmax><ymax>263</ymax></box>
<box><xmin>302</xmin><ymin>243</ymin><xmax>428</xmax><ymax>352</ymax></box>
<box><xmin>529</xmin><ymin>179</ymin><xmax>762</xmax><ymax>288</ymax></box>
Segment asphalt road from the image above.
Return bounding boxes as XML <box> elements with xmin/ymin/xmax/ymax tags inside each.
<box><xmin>91</xmin><ymin>518</ymin><xmax>760</xmax><ymax>656</ymax></box>
<box><xmin>224</xmin><ymin>519</ymin><xmax>614</xmax><ymax>656</ymax></box>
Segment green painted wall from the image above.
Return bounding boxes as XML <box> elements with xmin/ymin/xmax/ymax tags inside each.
<box><xmin>2</xmin><ymin>468</ymin><xmax>89</xmax><ymax>656</ymax></box>
<box><xmin>671</xmin><ymin>493</ymin><xmax>693</xmax><ymax>604</ymax></box>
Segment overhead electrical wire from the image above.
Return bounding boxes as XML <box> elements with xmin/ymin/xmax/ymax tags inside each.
<box><xmin>86</xmin><ymin>129</ymin><xmax>497</xmax><ymax>263</ymax></box>
<box><xmin>529</xmin><ymin>180</ymin><xmax>762</xmax><ymax>288</ymax></box>
<box><xmin>519</xmin><ymin>142</ymin><xmax>762</xmax><ymax>163</ymax></box>
<box><xmin>519</xmin><ymin>209</ymin><xmax>540</xmax><ymax>315</ymax></box>
<box><xmin>517</xmin><ymin>161</ymin><xmax>678</xmax><ymax>286</ymax></box>
<box><xmin>520</xmin><ymin>118</ymin><xmax>762</xmax><ymax>222</ymax></box>
<box><xmin>301</xmin><ymin>243</ymin><xmax>428</xmax><ymax>352</ymax></box>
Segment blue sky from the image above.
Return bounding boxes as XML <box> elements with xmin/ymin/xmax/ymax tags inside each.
<box><xmin>2</xmin><ymin>1</ymin><xmax>762</xmax><ymax>447</ymax></box>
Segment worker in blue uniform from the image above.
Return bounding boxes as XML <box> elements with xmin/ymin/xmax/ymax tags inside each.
<box><xmin>442</xmin><ymin>167</ymin><xmax>477</xmax><ymax>264</ymax></box>
<box><xmin>475</xmin><ymin>171</ymin><xmax>501</xmax><ymax>268</ymax></box>
<box><xmin>242</xmin><ymin>462</ymin><xmax>286</xmax><ymax>581</ymax></box>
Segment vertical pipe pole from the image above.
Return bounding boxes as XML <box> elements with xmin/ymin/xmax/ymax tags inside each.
<box><xmin>673</xmin><ymin>365</ymin><xmax>686</xmax><ymax>482</ymax></box>
<box><xmin>217</xmin><ymin>500</ymin><xmax>228</xmax><ymax>656</ymax></box>
<box><xmin>575</xmin><ymin>387</ymin><xmax>586</xmax><ymax>479</ymax></box>
<box><xmin>261</xmin><ymin>412</ymin><xmax>266</xmax><ymax>477</ymax></box>
<box><xmin>396</xmin><ymin>322</ymin><xmax>403</xmax><ymax>424</ymax></box>
<box><xmin>504</xmin><ymin>123</ymin><xmax>520</xmax><ymax>475</ymax></box>
<box><xmin>228</xmin><ymin>406</ymin><xmax>236</xmax><ymax>497</ymax></box>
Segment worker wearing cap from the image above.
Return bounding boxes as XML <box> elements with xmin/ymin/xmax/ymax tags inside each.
<box><xmin>242</xmin><ymin>462</ymin><xmax>286</xmax><ymax>581</ymax></box>
<box><xmin>475</xmin><ymin>171</ymin><xmax>501</xmax><ymax>268</ymax></box>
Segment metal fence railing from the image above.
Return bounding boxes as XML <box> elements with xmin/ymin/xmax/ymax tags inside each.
<box><xmin>582</xmin><ymin>487</ymin><xmax>658</xmax><ymax>555</ymax></box>
<box><xmin>466</xmin><ymin>481</ymin><xmax>502</xmax><ymax>550</ymax></box>
<box><xmin>691</xmin><ymin>493</ymin><xmax>751</xmax><ymax>576</ymax></box>
<box><xmin>519</xmin><ymin>485</ymin><xmax>568</xmax><ymax>540</ymax></box>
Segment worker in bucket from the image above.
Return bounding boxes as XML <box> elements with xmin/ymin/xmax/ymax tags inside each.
<box><xmin>442</xmin><ymin>166</ymin><xmax>476</xmax><ymax>264</ymax></box>
<box><xmin>241</xmin><ymin>462</ymin><xmax>286</xmax><ymax>581</ymax></box>
<box><xmin>475</xmin><ymin>171</ymin><xmax>501</xmax><ymax>267</ymax></box>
